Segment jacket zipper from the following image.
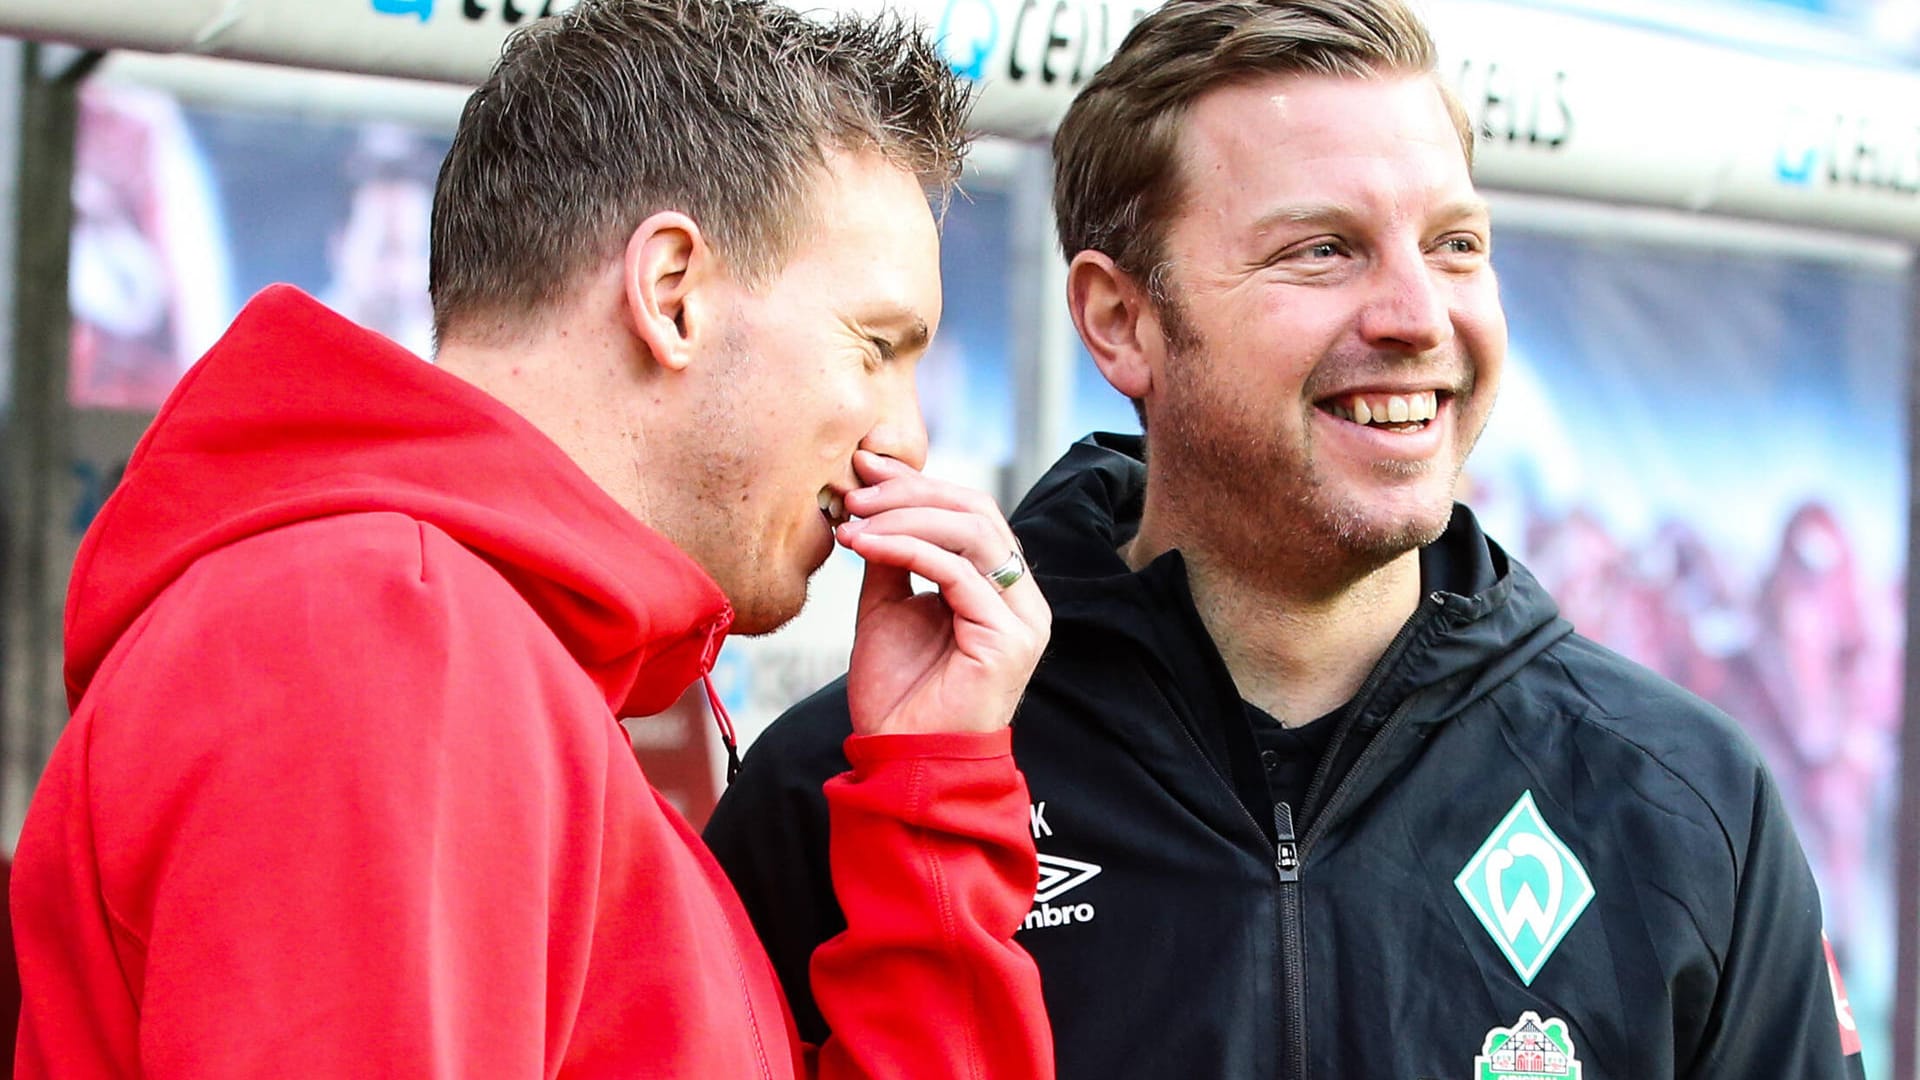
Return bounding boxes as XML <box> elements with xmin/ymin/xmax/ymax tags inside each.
<box><xmin>1151</xmin><ymin>680</ymin><xmax>1315</xmax><ymax>1080</ymax></box>
<box><xmin>1274</xmin><ymin>801</ymin><xmax>1306</xmax><ymax>1080</ymax></box>
<box><xmin>1251</xmin><ymin>694</ymin><xmax>1426</xmax><ymax>1080</ymax></box>
<box><xmin>1303</xmin><ymin>695</ymin><xmax>1417</xmax><ymax>855</ymax></box>
<box><xmin>1150</xmin><ymin>708</ymin><xmax>1293</xmax><ymax>1079</ymax></box>
<box><xmin>1298</xmin><ymin>596</ymin><xmax>1441</xmax><ymax>826</ymax></box>
<box><xmin>1270</xmin><ymin>595</ymin><xmax>1443</xmax><ymax>1080</ymax></box>
<box><xmin>1300</xmin><ymin>601</ymin><xmax>1440</xmax><ymax>856</ymax></box>
<box><xmin>1141</xmin><ymin>613</ymin><xmax>1442</xmax><ymax>1080</ymax></box>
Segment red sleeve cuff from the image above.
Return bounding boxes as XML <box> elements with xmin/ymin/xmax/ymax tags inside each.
<box><xmin>841</xmin><ymin>729</ymin><xmax>1014</xmax><ymax>769</ymax></box>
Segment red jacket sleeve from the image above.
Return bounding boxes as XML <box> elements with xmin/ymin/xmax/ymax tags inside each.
<box><xmin>807</xmin><ymin>731</ymin><xmax>1054</xmax><ymax>1079</ymax></box>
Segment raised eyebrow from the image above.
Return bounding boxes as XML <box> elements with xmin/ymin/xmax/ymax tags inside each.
<box><xmin>1247</xmin><ymin>199</ymin><xmax>1492</xmax><ymax>236</ymax></box>
<box><xmin>1248</xmin><ymin>202</ymin><xmax>1363</xmax><ymax>236</ymax></box>
<box><xmin>1434</xmin><ymin>198</ymin><xmax>1493</xmax><ymax>228</ymax></box>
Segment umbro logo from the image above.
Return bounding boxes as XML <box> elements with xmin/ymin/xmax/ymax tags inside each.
<box><xmin>1036</xmin><ymin>853</ymin><xmax>1101</xmax><ymax>903</ymax></box>
<box><xmin>1025</xmin><ymin>802</ymin><xmax>1101</xmax><ymax>931</ymax></box>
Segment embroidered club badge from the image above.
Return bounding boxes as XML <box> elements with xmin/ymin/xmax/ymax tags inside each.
<box><xmin>1455</xmin><ymin>790</ymin><xmax>1594</xmax><ymax>985</ymax></box>
<box><xmin>1475</xmin><ymin>1011</ymin><xmax>1583</xmax><ymax>1078</ymax></box>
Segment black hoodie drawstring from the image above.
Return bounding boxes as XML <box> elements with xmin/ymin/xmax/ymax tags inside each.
<box><xmin>703</xmin><ymin>674</ymin><xmax>742</xmax><ymax>784</ymax></box>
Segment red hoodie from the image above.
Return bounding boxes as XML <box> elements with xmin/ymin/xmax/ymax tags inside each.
<box><xmin>13</xmin><ymin>286</ymin><xmax>1053</xmax><ymax>1078</ymax></box>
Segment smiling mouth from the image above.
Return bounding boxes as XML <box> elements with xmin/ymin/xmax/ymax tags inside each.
<box><xmin>1319</xmin><ymin>389</ymin><xmax>1444</xmax><ymax>433</ymax></box>
<box><xmin>817</xmin><ymin>488</ymin><xmax>849</xmax><ymax>528</ymax></box>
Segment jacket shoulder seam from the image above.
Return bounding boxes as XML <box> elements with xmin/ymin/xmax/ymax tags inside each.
<box><xmin>1531</xmin><ymin>645</ymin><xmax>1740</xmax><ymax>864</ymax></box>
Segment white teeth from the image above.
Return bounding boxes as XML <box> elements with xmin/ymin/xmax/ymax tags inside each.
<box><xmin>829</xmin><ymin>492</ymin><xmax>846</xmax><ymax>523</ymax></box>
<box><xmin>1333</xmin><ymin>390</ymin><xmax>1440</xmax><ymax>427</ymax></box>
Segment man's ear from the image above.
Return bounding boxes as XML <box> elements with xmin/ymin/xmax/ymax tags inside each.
<box><xmin>1067</xmin><ymin>250</ymin><xmax>1167</xmax><ymax>405</ymax></box>
<box><xmin>622</xmin><ymin>211</ymin><xmax>715</xmax><ymax>373</ymax></box>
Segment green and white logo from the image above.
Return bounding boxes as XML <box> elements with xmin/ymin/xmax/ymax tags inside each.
<box><xmin>1474</xmin><ymin>1011</ymin><xmax>1583</xmax><ymax>1079</ymax></box>
<box><xmin>1454</xmin><ymin>790</ymin><xmax>1594</xmax><ymax>985</ymax></box>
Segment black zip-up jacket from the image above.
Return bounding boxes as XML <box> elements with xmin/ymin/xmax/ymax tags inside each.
<box><xmin>706</xmin><ymin>433</ymin><xmax>1865</xmax><ymax>1080</ymax></box>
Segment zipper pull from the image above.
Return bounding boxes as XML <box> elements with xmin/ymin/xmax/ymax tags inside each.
<box><xmin>1274</xmin><ymin>802</ymin><xmax>1301</xmax><ymax>883</ymax></box>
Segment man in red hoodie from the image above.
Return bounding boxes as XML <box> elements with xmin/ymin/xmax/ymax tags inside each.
<box><xmin>11</xmin><ymin>1</ymin><xmax>1054</xmax><ymax>1076</ymax></box>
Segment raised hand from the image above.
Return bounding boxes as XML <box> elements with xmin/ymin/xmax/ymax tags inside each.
<box><xmin>834</xmin><ymin>450</ymin><xmax>1051</xmax><ymax>736</ymax></box>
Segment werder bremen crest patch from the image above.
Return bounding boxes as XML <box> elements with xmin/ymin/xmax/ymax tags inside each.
<box><xmin>1474</xmin><ymin>1011</ymin><xmax>1583</xmax><ymax>1079</ymax></box>
<box><xmin>1454</xmin><ymin>790</ymin><xmax>1594</xmax><ymax>985</ymax></box>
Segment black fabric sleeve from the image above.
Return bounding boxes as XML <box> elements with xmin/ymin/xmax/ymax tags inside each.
<box><xmin>1686</xmin><ymin>762</ymin><xmax>1864</xmax><ymax>1080</ymax></box>
<box><xmin>702</xmin><ymin>679</ymin><xmax>857</xmax><ymax>1045</ymax></box>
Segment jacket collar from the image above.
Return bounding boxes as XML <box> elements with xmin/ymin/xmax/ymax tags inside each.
<box><xmin>1010</xmin><ymin>432</ymin><xmax>1569</xmax><ymax>726</ymax></box>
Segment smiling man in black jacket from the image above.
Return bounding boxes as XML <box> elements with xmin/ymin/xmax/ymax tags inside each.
<box><xmin>704</xmin><ymin>0</ymin><xmax>1867</xmax><ymax>1076</ymax></box>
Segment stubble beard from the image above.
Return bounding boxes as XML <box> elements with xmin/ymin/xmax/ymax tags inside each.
<box><xmin>1153</xmin><ymin>305</ymin><xmax>1461</xmax><ymax>592</ymax></box>
<box><xmin>664</xmin><ymin>332</ymin><xmax>812</xmax><ymax>638</ymax></box>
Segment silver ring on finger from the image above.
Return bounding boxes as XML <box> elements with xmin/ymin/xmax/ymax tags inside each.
<box><xmin>982</xmin><ymin>547</ymin><xmax>1027</xmax><ymax>592</ymax></box>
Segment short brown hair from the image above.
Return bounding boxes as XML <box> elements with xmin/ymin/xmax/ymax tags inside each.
<box><xmin>431</xmin><ymin>0</ymin><xmax>971</xmax><ymax>343</ymax></box>
<box><xmin>1053</xmin><ymin>0</ymin><xmax>1471</xmax><ymax>288</ymax></box>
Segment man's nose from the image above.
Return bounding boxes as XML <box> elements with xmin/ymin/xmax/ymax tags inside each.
<box><xmin>861</xmin><ymin>385</ymin><xmax>929</xmax><ymax>473</ymax></box>
<box><xmin>1358</xmin><ymin>248</ymin><xmax>1453</xmax><ymax>355</ymax></box>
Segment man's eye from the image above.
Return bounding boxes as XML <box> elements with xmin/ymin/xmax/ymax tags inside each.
<box><xmin>1269</xmin><ymin>239</ymin><xmax>1343</xmax><ymax>265</ymax></box>
<box><xmin>867</xmin><ymin>337</ymin><xmax>897</xmax><ymax>364</ymax></box>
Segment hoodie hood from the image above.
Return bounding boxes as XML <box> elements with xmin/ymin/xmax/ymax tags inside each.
<box><xmin>1007</xmin><ymin>433</ymin><xmax>1155</xmax><ymax>647</ymax></box>
<box><xmin>65</xmin><ymin>285</ymin><xmax>732</xmax><ymax>718</ymax></box>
